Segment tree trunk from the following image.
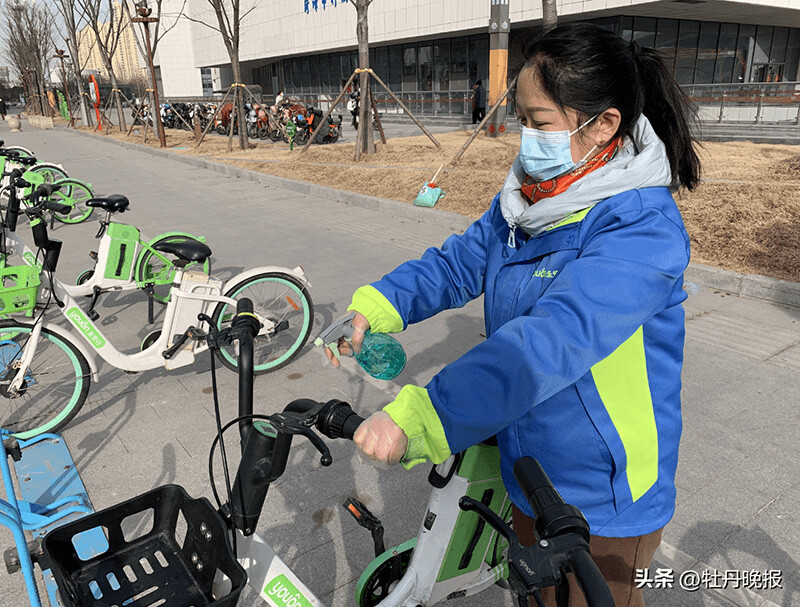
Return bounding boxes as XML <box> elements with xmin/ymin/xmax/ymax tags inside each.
<box><xmin>355</xmin><ymin>0</ymin><xmax>374</xmax><ymax>158</ymax></box>
<box><xmin>231</xmin><ymin>58</ymin><xmax>247</xmax><ymax>150</ymax></box>
<box><xmin>64</xmin><ymin>3</ymin><xmax>93</xmax><ymax>126</ymax></box>
<box><xmin>108</xmin><ymin>72</ymin><xmax>127</xmax><ymax>131</ymax></box>
<box><xmin>542</xmin><ymin>0</ymin><xmax>557</xmax><ymax>32</ymax></box>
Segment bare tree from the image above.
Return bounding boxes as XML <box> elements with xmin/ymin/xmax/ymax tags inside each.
<box><xmin>123</xmin><ymin>0</ymin><xmax>187</xmax><ymax>59</ymax></box>
<box><xmin>185</xmin><ymin>0</ymin><xmax>256</xmax><ymax>150</ymax></box>
<box><xmin>306</xmin><ymin>0</ymin><xmax>376</xmax><ymax>156</ymax></box>
<box><xmin>1</xmin><ymin>0</ymin><xmax>54</xmax><ymax>115</ymax></box>
<box><xmin>53</xmin><ymin>0</ymin><xmax>96</xmax><ymax>125</ymax></box>
<box><xmin>542</xmin><ymin>0</ymin><xmax>557</xmax><ymax>33</ymax></box>
<box><xmin>74</xmin><ymin>0</ymin><xmax>131</xmax><ymax>130</ymax></box>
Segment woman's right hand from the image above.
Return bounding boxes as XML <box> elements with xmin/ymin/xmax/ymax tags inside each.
<box><xmin>323</xmin><ymin>311</ymin><xmax>370</xmax><ymax>368</ymax></box>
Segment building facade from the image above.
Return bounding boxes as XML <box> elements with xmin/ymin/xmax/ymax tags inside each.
<box><xmin>157</xmin><ymin>0</ymin><xmax>800</xmax><ymax>112</ymax></box>
<box><xmin>78</xmin><ymin>2</ymin><xmax>147</xmax><ymax>84</ymax></box>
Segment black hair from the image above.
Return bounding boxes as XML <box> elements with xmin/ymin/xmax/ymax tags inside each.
<box><xmin>520</xmin><ymin>23</ymin><xmax>701</xmax><ymax>190</ymax></box>
<box><xmin>476</xmin><ymin>79</ymin><xmax>483</xmax><ymax>86</ymax></box>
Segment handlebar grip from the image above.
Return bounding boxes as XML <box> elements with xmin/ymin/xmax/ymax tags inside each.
<box><xmin>236</xmin><ymin>297</ymin><xmax>253</xmax><ymax>315</ymax></box>
<box><xmin>571</xmin><ymin>549</ymin><xmax>616</xmax><ymax>607</ymax></box>
<box><xmin>44</xmin><ymin>200</ymin><xmax>71</xmax><ymax>215</ymax></box>
<box><xmin>316</xmin><ymin>400</ymin><xmax>364</xmax><ymax>440</ymax></box>
<box><xmin>513</xmin><ymin>456</ymin><xmax>565</xmax><ymax>518</ymax></box>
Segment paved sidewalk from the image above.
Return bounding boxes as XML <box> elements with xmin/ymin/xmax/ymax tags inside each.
<box><xmin>1</xmin><ymin>124</ymin><xmax>799</xmax><ymax>607</ymax></box>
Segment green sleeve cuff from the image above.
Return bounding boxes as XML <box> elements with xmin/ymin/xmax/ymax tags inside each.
<box><xmin>384</xmin><ymin>385</ymin><xmax>451</xmax><ymax>469</ymax></box>
<box><xmin>347</xmin><ymin>285</ymin><xmax>404</xmax><ymax>334</ymax></box>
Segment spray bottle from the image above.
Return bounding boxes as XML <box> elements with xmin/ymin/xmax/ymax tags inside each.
<box><xmin>315</xmin><ymin>311</ymin><xmax>406</xmax><ymax>380</ymax></box>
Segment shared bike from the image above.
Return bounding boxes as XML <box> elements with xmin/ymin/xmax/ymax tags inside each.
<box><xmin>0</xmin><ymin>184</ymin><xmax>314</xmax><ymax>440</ymax></box>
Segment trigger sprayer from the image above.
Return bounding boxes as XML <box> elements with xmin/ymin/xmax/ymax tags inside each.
<box><xmin>315</xmin><ymin>311</ymin><xmax>406</xmax><ymax>380</ymax></box>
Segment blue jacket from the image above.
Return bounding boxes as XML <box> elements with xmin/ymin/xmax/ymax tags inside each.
<box><xmin>367</xmin><ymin>186</ymin><xmax>690</xmax><ymax>537</ymax></box>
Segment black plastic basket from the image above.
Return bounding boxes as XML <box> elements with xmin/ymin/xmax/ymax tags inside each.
<box><xmin>43</xmin><ymin>485</ymin><xmax>246</xmax><ymax>607</ymax></box>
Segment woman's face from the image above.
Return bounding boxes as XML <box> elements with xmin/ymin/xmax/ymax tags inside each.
<box><xmin>515</xmin><ymin>65</ymin><xmax>620</xmax><ymax>164</ymax></box>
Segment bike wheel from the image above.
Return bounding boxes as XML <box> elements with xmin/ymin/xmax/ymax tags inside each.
<box><xmin>135</xmin><ymin>235</ymin><xmax>211</xmax><ymax>304</ymax></box>
<box><xmin>0</xmin><ymin>321</ymin><xmax>90</xmax><ymax>439</ymax></box>
<box><xmin>211</xmin><ymin>272</ymin><xmax>313</xmax><ymax>374</ymax></box>
<box><xmin>29</xmin><ymin>163</ymin><xmax>69</xmax><ymax>183</ymax></box>
<box><xmin>216</xmin><ymin>124</ymin><xmax>227</xmax><ymax>135</ymax></box>
<box><xmin>294</xmin><ymin>129</ymin><xmax>309</xmax><ymax>145</ymax></box>
<box><xmin>51</xmin><ymin>179</ymin><xmax>94</xmax><ymax>224</ymax></box>
<box><xmin>258</xmin><ymin>126</ymin><xmax>269</xmax><ymax>140</ymax></box>
<box><xmin>4</xmin><ymin>146</ymin><xmax>33</xmax><ymax>158</ymax></box>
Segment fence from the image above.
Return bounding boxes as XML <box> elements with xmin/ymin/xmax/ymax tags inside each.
<box><xmin>164</xmin><ymin>82</ymin><xmax>800</xmax><ymax>126</ymax></box>
<box><xmin>684</xmin><ymin>82</ymin><xmax>800</xmax><ymax>125</ymax></box>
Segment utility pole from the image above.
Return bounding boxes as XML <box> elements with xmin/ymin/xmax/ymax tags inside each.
<box><xmin>53</xmin><ymin>49</ymin><xmax>73</xmax><ymax>125</ymax></box>
<box><xmin>487</xmin><ymin>0</ymin><xmax>510</xmax><ymax>138</ymax></box>
<box><xmin>132</xmin><ymin>0</ymin><xmax>166</xmax><ymax>147</ymax></box>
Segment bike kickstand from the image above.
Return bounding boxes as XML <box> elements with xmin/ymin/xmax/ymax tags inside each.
<box><xmin>146</xmin><ymin>284</ymin><xmax>154</xmax><ymax>324</ymax></box>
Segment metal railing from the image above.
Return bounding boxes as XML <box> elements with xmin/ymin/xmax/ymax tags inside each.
<box><xmin>162</xmin><ymin>82</ymin><xmax>800</xmax><ymax>126</ymax></box>
<box><xmin>684</xmin><ymin>82</ymin><xmax>800</xmax><ymax>126</ymax></box>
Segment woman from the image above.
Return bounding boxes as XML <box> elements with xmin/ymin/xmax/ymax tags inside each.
<box><xmin>326</xmin><ymin>23</ymin><xmax>699</xmax><ymax>607</ymax></box>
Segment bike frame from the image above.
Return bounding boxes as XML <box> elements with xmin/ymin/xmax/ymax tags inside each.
<box><xmin>3</xmin><ymin>218</ymin><xmax>204</xmax><ymax>299</ymax></box>
<box><xmin>226</xmin><ymin>443</ymin><xmax>511</xmax><ymax>607</ymax></box>
<box><xmin>6</xmin><ymin>263</ymin><xmax>308</xmax><ymax>391</ymax></box>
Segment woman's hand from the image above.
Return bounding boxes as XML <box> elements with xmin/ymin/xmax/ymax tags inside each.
<box><xmin>323</xmin><ymin>311</ymin><xmax>370</xmax><ymax>368</ymax></box>
<box><xmin>353</xmin><ymin>411</ymin><xmax>408</xmax><ymax>466</ymax></box>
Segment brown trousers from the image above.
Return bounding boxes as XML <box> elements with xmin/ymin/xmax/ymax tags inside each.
<box><xmin>512</xmin><ymin>505</ymin><xmax>663</xmax><ymax>607</ymax></box>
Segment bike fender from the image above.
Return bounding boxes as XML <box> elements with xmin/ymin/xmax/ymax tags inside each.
<box><xmin>222</xmin><ymin>265</ymin><xmax>310</xmax><ymax>293</ymax></box>
<box><xmin>38</xmin><ymin>321</ymin><xmax>100</xmax><ymax>381</ymax></box>
<box><xmin>142</xmin><ymin>230</ymin><xmax>208</xmax><ymax>247</ymax></box>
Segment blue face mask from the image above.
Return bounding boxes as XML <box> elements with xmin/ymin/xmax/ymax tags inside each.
<box><xmin>518</xmin><ymin>115</ymin><xmax>598</xmax><ymax>182</ymax></box>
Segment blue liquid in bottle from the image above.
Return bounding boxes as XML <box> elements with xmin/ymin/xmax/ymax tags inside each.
<box><xmin>354</xmin><ymin>331</ymin><xmax>406</xmax><ymax>380</ymax></box>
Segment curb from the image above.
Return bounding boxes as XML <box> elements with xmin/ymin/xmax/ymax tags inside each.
<box><xmin>71</xmin><ymin>128</ymin><xmax>800</xmax><ymax>308</ymax></box>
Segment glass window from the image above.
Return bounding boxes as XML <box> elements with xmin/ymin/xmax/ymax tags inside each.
<box><xmin>418</xmin><ymin>44</ymin><xmax>433</xmax><ymax>91</ymax></box>
<box><xmin>329</xmin><ymin>54</ymin><xmax>341</xmax><ymax>89</ymax></box>
<box><xmin>468</xmin><ymin>35</ymin><xmax>488</xmax><ymax>91</ymax></box>
<box><xmin>387</xmin><ymin>45</ymin><xmax>402</xmax><ymax>92</ymax></box>
<box><xmin>714</xmin><ymin>23</ymin><xmax>738</xmax><ymax>83</ymax></box>
<box><xmin>301</xmin><ymin>57</ymin><xmax>312</xmax><ymax>94</ymax></box>
<box><xmin>770</xmin><ymin>27</ymin><xmax>789</xmax><ymax>65</ymax></box>
<box><xmin>675</xmin><ymin>20</ymin><xmax>700</xmax><ymax>84</ymax></box>
<box><xmin>754</xmin><ymin>25</ymin><xmax>773</xmax><ymax>66</ymax></box>
<box><xmin>340</xmin><ymin>54</ymin><xmax>351</xmax><ymax>87</ymax></box>
<box><xmin>434</xmin><ymin>40</ymin><xmax>449</xmax><ymax>91</ymax></box>
<box><xmin>591</xmin><ymin>17</ymin><xmax>617</xmax><ymax>34</ymax></box>
<box><xmin>318</xmin><ymin>54</ymin><xmax>330</xmax><ymax>93</ymax></box>
<box><xmin>375</xmin><ymin>46</ymin><xmax>389</xmax><ymax>84</ymax></box>
<box><xmin>786</xmin><ymin>29</ymin><xmax>800</xmax><ymax>83</ymax></box>
<box><xmin>450</xmin><ymin>37</ymin><xmax>468</xmax><ymax>91</ymax></box>
<box><xmin>695</xmin><ymin>21</ymin><xmax>720</xmax><ymax>84</ymax></box>
<box><xmin>632</xmin><ymin>17</ymin><xmax>656</xmax><ymax>48</ymax></box>
<box><xmin>621</xmin><ymin>16</ymin><xmax>633</xmax><ymax>42</ymax></box>
<box><xmin>292</xmin><ymin>59</ymin><xmax>303</xmax><ymax>95</ymax></box>
<box><xmin>402</xmin><ymin>44</ymin><xmax>417</xmax><ymax>92</ymax></box>
<box><xmin>655</xmin><ymin>19</ymin><xmax>679</xmax><ymax>73</ymax></box>
<box><xmin>733</xmin><ymin>24</ymin><xmax>756</xmax><ymax>82</ymax></box>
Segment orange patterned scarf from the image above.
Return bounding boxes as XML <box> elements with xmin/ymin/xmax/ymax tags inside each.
<box><xmin>521</xmin><ymin>137</ymin><xmax>622</xmax><ymax>205</ymax></box>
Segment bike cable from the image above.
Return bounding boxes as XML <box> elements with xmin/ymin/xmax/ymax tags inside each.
<box><xmin>208</xmin><ymin>346</ymin><xmax>239</xmax><ymax>558</ymax></box>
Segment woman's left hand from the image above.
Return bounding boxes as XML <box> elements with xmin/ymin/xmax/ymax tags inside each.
<box><xmin>353</xmin><ymin>411</ymin><xmax>408</xmax><ymax>466</ymax></box>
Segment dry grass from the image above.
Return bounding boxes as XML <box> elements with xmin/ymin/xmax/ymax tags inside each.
<box><xmin>81</xmin><ymin>125</ymin><xmax>800</xmax><ymax>281</ymax></box>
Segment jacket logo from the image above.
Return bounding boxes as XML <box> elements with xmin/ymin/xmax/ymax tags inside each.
<box><xmin>533</xmin><ymin>269</ymin><xmax>559</xmax><ymax>279</ymax></box>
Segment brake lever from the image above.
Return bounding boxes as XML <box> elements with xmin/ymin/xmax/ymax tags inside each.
<box><xmin>268</xmin><ymin>410</ymin><xmax>333</xmax><ymax>466</ymax></box>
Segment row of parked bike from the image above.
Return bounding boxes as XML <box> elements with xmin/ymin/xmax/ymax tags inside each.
<box><xmin>134</xmin><ymin>98</ymin><xmax>343</xmax><ymax>145</ymax></box>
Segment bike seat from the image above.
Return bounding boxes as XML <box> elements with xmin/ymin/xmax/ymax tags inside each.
<box><xmin>153</xmin><ymin>238</ymin><xmax>212</xmax><ymax>264</ymax></box>
<box><xmin>16</xmin><ymin>156</ymin><xmax>37</xmax><ymax>166</ymax></box>
<box><xmin>87</xmin><ymin>195</ymin><xmax>130</xmax><ymax>213</ymax></box>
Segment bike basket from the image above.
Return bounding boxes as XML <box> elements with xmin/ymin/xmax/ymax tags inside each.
<box><xmin>0</xmin><ymin>264</ymin><xmax>41</xmax><ymax>315</ymax></box>
<box><xmin>43</xmin><ymin>485</ymin><xmax>246</xmax><ymax>607</ymax></box>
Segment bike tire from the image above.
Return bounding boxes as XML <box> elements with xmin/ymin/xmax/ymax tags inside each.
<box><xmin>4</xmin><ymin>146</ymin><xmax>33</xmax><ymax>158</ymax></box>
<box><xmin>29</xmin><ymin>163</ymin><xmax>69</xmax><ymax>183</ymax></box>
<box><xmin>0</xmin><ymin>320</ymin><xmax>91</xmax><ymax>439</ymax></box>
<box><xmin>211</xmin><ymin>272</ymin><xmax>313</xmax><ymax>374</ymax></box>
<box><xmin>134</xmin><ymin>234</ymin><xmax>211</xmax><ymax>304</ymax></box>
<box><xmin>258</xmin><ymin>126</ymin><xmax>270</xmax><ymax>140</ymax></box>
<box><xmin>216</xmin><ymin>124</ymin><xmax>227</xmax><ymax>135</ymax></box>
<box><xmin>294</xmin><ymin>129</ymin><xmax>309</xmax><ymax>145</ymax></box>
<box><xmin>51</xmin><ymin>178</ymin><xmax>95</xmax><ymax>224</ymax></box>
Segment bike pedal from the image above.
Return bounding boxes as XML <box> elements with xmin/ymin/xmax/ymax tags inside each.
<box><xmin>87</xmin><ymin>310</ymin><xmax>100</xmax><ymax>321</ymax></box>
<box><xmin>89</xmin><ymin>251</ymin><xmax>97</xmax><ymax>260</ymax></box>
<box><xmin>344</xmin><ymin>498</ymin><xmax>381</xmax><ymax>530</ymax></box>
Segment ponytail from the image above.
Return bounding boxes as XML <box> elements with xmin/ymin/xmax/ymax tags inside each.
<box><xmin>634</xmin><ymin>43</ymin><xmax>701</xmax><ymax>190</ymax></box>
<box><xmin>521</xmin><ymin>24</ymin><xmax>702</xmax><ymax>190</ymax></box>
